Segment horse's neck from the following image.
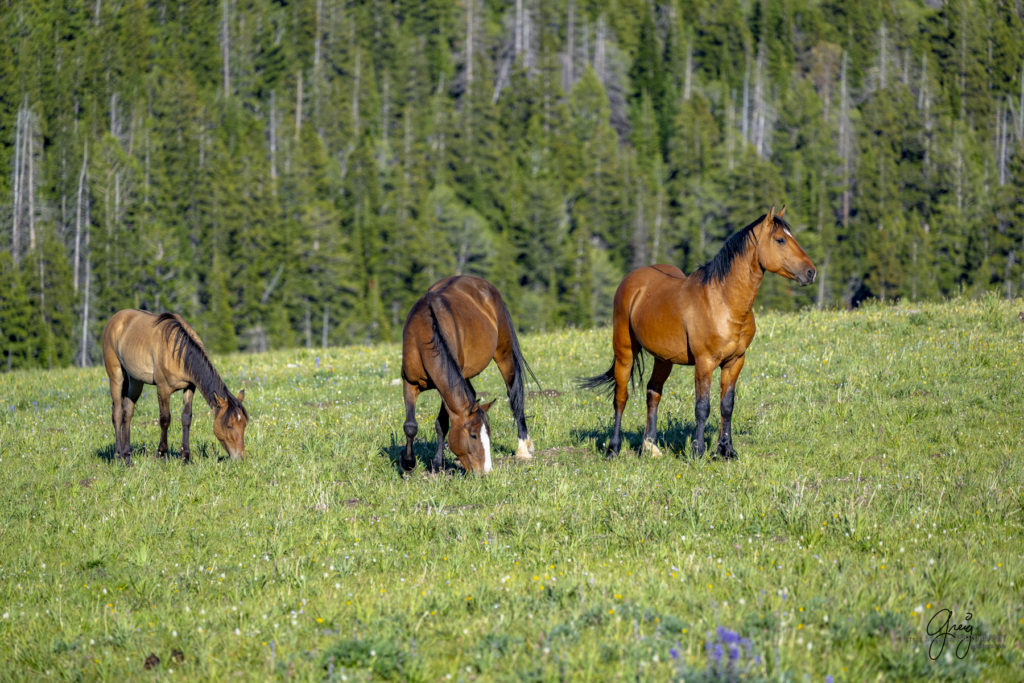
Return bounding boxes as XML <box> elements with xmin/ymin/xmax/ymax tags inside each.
<box><xmin>181</xmin><ymin>361</ymin><xmax>228</xmax><ymax>408</ymax></box>
<box><xmin>425</xmin><ymin>304</ymin><xmax>474</xmax><ymax>416</ymax></box>
<box><xmin>716</xmin><ymin>249</ymin><xmax>764</xmax><ymax>316</ymax></box>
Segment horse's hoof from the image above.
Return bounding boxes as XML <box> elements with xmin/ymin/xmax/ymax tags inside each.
<box><xmin>515</xmin><ymin>438</ymin><xmax>534</xmax><ymax>459</ymax></box>
<box><xmin>716</xmin><ymin>444</ymin><xmax>738</xmax><ymax>460</ymax></box>
<box><xmin>641</xmin><ymin>439</ymin><xmax>663</xmax><ymax>458</ymax></box>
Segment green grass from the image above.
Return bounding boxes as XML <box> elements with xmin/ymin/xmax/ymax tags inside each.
<box><xmin>1</xmin><ymin>295</ymin><xmax>1023</xmax><ymax>681</ymax></box>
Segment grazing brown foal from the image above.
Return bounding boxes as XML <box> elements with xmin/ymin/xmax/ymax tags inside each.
<box><xmin>102</xmin><ymin>310</ymin><xmax>247</xmax><ymax>465</ymax></box>
<box><xmin>580</xmin><ymin>207</ymin><xmax>816</xmax><ymax>459</ymax></box>
<box><xmin>401</xmin><ymin>275</ymin><xmax>535</xmax><ymax>474</ymax></box>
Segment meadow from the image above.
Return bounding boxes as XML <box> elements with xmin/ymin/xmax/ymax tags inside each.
<box><xmin>1</xmin><ymin>296</ymin><xmax>1022</xmax><ymax>681</ymax></box>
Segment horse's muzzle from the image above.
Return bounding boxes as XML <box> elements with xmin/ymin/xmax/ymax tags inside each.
<box><xmin>797</xmin><ymin>267</ymin><xmax>817</xmax><ymax>286</ymax></box>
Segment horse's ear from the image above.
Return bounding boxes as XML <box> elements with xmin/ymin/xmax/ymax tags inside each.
<box><xmin>214</xmin><ymin>395</ymin><xmax>228</xmax><ymax>410</ymax></box>
<box><xmin>777</xmin><ymin>205</ymin><xmax>786</xmax><ymax>218</ymax></box>
<box><xmin>237</xmin><ymin>389</ymin><xmax>245</xmax><ymax>403</ymax></box>
<box><xmin>765</xmin><ymin>205</ymin><xmax>776</xmax><ymax>223</ymax></box>
<box><xmin>481</xmin><ymin>399</ymin><xmax>497</xmax><ymax>413</ymax></box>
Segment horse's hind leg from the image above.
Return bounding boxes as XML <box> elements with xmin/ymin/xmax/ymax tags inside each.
<box><xmin>608</xmin><ymin>328</ymin><xmax>639</xmax><ymax>458</ymax></box>
<box><xmin>431</xmin><ymin>404</ymin><xmax>450</xmax><ymax>473</ymax></box>
<box><xmin>402</xmin><ymin>382</ymin><xmax>420</xmax><ymax>471</ymax></box>
<box><xmin>107</xmin><ymin>368</ymin><xmax>127</xmax><ymax>461</ymax></box>
<box><xmin>494</xmin><ymin>350</ymin><xmax>533</xmax><ymax>459</ymax></box>
<box><xmin>119</xmin><ymin>376</ymin><xmax>144</xmax><ymax>466</ymax></box>
<box><xmin>642</xmin><ymin>358</ymin><xmax>673</xmax><ymax>457</ymax></box>
<box><xmin>181</xmin><ymin>386</ymin><xmax>195</xmax><ymax>463</ymax></box>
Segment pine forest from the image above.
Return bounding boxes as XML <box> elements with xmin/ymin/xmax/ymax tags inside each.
<box><xmin>2</xmin><ymin>0</ymin><xmax>1024</xmax><ymax>370</ymax></box>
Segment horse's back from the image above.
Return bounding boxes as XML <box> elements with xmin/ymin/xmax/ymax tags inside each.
<box><xmin>103</xmin><ymin>309</ymin><xmax>201</xmax><ymax>386</ymax></box>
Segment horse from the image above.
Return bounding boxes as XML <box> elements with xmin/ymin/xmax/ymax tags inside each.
<box><xmin>101</xmin><ymin>309</ymin><xmax>248</xmax><ymax>465</ymax></box>
<box><xmin>401</xmin><ymin>275</ymin><xmax>536</xmax><ymax>474</ymax></box>
<box><xmin>579</xmin><ymin>207</ymin><xmax>815</xmax><ymax>459</ymax></box>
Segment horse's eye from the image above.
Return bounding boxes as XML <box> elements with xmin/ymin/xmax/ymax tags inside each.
<box><xmin>775</xmin><ymin>237</ymin><xmax>785</xmax><ymax>245</ymax></box>
<box><xmin>470</xmin><ymin>433</ymin><xmax>478</xmax><ymax>440</ymax></box>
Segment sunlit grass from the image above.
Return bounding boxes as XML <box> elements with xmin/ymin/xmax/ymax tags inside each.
<box><xmin>1</xmin><ymin>295</ymin><xmax>1022</xmax><ymax>680</ymax></box>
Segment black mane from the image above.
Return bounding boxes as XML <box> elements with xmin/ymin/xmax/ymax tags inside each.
<box><xmin>697</xmin><ymin>214</ymin><xmax>790</xmax><ymax>286</ymax></box>
<box><xmin>426</xmin><ymin>296</ymin><xmax>478</xmax><ymax>410</ymax></box>
<box><xmin>155</xmin><ymin>313</ymin><xmax>247</xmax><ymax>423</ymax></box>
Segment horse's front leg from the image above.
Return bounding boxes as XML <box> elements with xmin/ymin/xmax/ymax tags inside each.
<box><xmin>402</xmin><ymin>382</ymin><xmax>420</xmax><ymax>471</ymax></box>
<box><xmin>716</xmin><ymin>355</ymin><xmax>745</xmax><ymax>459</ymax></box>
<box><xmin>431</xmin><ymin>404</ymin><xmax>450</xmax><ymax>473</ymax></box>
<box><xmin>181</xmin><ymin>386</ymin><xmax>195</xmax><ymax>463</ymax></box>
<box><xmin>691</xmin><ymin>359</ymin><xmax>714</xmax><ymax>457</ymax></box>
<box><xmin>156</xmin><ymin>386</ymin><xmax>172</xmax><ymax>459</ymax></box>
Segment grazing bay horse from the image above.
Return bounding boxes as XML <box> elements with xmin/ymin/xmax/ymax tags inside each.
<box><xmin>102</xmin><ymin>310</ymin><xmax>248</xmax><ymax>465</ymax></box>
<box><xmin>580</xmin><ymin>207</ymin><xmax>815</xmax><ymax>459</ymax></box>
<box><xmin>401</xmin><ymin>275</ymin><xmax>536</xmax><ymax>474</ymax></box>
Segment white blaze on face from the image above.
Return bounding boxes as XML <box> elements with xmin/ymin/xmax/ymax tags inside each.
<box><xmin>480</xmin><ymin>423</ymin><xmax>492</xmax><ymax>473</ymax></box>
<box><xmin>783</xmin><ymin>227</ymin><xmax>793</xmax><ymax>238</ymax></box>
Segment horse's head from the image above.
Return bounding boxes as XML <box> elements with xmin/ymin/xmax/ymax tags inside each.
<box><xmin>448</xmin><ymin>399</ymin><xmax>496</xmax><ymax>474</ymax></box>
<box><xmin>212</xmin><ymin>389</ymin><xmax>248</xmax><ymax>460</ymax></box>
<box><xmin>756</xmin><ymin>206</ymin><xmax>816</xmax><ymax>285</ymax></box>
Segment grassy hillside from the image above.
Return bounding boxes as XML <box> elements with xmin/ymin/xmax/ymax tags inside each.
<box><xmin>1</xmin><ymin>297</ymin><xmax>1022</xmax><ymax>680</ymax></box>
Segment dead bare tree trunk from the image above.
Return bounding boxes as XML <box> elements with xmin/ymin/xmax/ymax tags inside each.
<box><xmin>221</xmin><ymin>0</ymin><xmax>231</xmax><ymax>97</ymax></box>
<box><xmin>1018</xmin><ymin>60</ymin><xmax>1024</xmax><ymax>141</ymax></box>
<box><xmin>683</xmin><ymin>37</ymin><xmax>693</xmax><ymax>101</ymax></box>
<box><xmin>304</xmin><ymin>303</ymin><xmax>312</xmax><ymax>348</ymax></box>
<box><xmin>296</xmin><ymin>69</ymin><xmax>304</xmax><ymax>141</ymax></box>
<box><xmin>24</xmin><ymin>102</ymin><xmax>38</xmax><ymax>253</ymax></box>
<box><xmin>879</xmin><ymin>23</ymin><xmax>887</xmax><ymax>90</ymax></box>
<box><xmin>80</xmin><ymin>249</ymin><xmax>91</xmax><ymax>366</ymax></box>
<box><xmin>562</xmin><ymin>0</ymin><xmax>575</xmax><ymax>92</ymax></box>
<box><xmin>74</xmin><ymin>141</ymin><xmax>88</xmax><ymax>293</ymax></box>
<box><xmin>269</xmin><ymin>91</ymin><xmax>278</xmax><ymax>184</ymax></box>
<box><xmin>321</xmin><ymin>304</ymin><xmax>329</xmax><ymax>348</ymax></box>
<box><xmin>593</xmin><ymin>16</ymin><xmax>606</xmax><ymax>83</ymax></box>
<box><xmin>351</xmin><ymin>52</ymin><xmax>358</xmax><ymax>133</ymax></box>
<box><xmin>11</xmin><ymin>103</ymin><xmax>24</xmax><ymax>265</ymax></box>
<box><xmin>839</xmin><ymin>51</ymin><xmax>852</xmax><ymax>230</ymax></box>
<box><xmin>466</xmin><ymin>0</ymin><xmax>475</xmax><ymax>97</ymax></box>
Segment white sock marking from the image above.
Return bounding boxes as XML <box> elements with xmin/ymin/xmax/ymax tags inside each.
<box><xmin>481</xmin><ymin>423</ymin><xmax>492</xmax><ymax>473</ymax></box>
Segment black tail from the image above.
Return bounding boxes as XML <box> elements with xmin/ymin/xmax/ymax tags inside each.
<box><xmin>502</xmin><ymin>303</ymin><xmax>539</xmax><ymax>426</ymax></box>
<box><xmin>576</xmin><ymin>351</ymin><xmax>646</xmax><ymax>395</ymax></box>
<box><xmin>576</xmin><ymin>364</ymin><xmax>616</xmax><ymax>394</ymax></box>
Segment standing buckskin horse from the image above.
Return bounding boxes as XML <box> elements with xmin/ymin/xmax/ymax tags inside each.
<box><xmin>102</xmin><ymin>310</ymin><xmax>247</xmax><ymax>465</ymax></box>
<box><xmin>401</xmin><ymin>275</ymin><xmax>535</xmax><ymax>474</ymax></box>
<box><xmin>580</xmin><ymin>207</ymin><xmax>815</xmax><ymax>459</ymax></box>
